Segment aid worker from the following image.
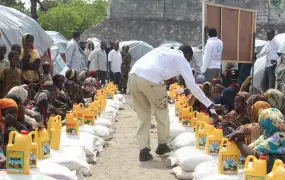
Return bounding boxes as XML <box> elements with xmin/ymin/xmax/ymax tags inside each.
<box><xmin>128</xmin><ymin>45</ymin><xmax>215</xmax><ymax>161</ymax></box>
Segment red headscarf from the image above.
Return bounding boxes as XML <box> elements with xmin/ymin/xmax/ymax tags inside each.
<box><xmin>0</xmin><ymin>98</ymin><xmax>18</xmax><ymax>132</ymax></box>
<box><xmin>88</xmin><ymin>71</ymin><xmax>97</xmax><ymax>78</ymax></box>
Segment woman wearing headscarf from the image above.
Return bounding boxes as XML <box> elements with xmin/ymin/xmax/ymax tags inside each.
<box><xmin>276</xmin><ymin>54</ymin><xmax>285</xmax><ymax>94</ymax></box>
<box><xmin>246</xmin><ymin>94</ymin><xmax>268</xmax><ymax>109</ymax></box>
<box><xmin>264</xmin><ymin>89</ymin><xmax>285</xmax><ymax>115</ymax></box>
<box><xmin>236</xmin><ymin>101</ymin><xmax>272</xmax><ymax>143</ymax></box>
<box><xmin>218</xmin><ymin>92</ymin><xmax>250</xmax><ymax>136</ymax></box>
<box><xmin>20</xmin><ymin>33</ymin><xmax>41</xmax><ymax>84</ymax></box>
<box><xmin>228</xmin><ymin>108</ymin><xmax>285</xmax><ymax>173</ymax></box>
<box><xmin>33</xmin><ymin>90</ymin><xmax>51</xmax><ymax>126</ymax></box>
<box><xmin>220</xmin><ymin>88</ymin><xmax>237</xmax><ymax>111</ymax></box>
<box><xmin>65</xmin><ymin>69</ymin><xmax>84</xmax><ymax>104</ymax></box>
<box><xmin>53</xmin><ymin>74</ymin><xmax>72</xmax><ymax>110</ymax></box>
<box><xmin>82</xmin><ymin>70</ymin><xmax>101</xmax><ymax>99</ymax></box>
<box><xmin>0</xmin><ymin>98</ymin><xmax>28</xmax><ymax>151</ymax></box>
<box><xmin>188</xmin><ymin>82</ymin><xmax>211</xmax><ymax>112</ymax></box>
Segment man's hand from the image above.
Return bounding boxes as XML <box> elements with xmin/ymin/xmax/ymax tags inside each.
<box><xmin>213</xmin><ymin>104</ymin><xmax>228</xmax><ymax>113</ymax></box>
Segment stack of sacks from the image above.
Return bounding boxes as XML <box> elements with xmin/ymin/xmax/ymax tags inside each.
<box><xmin>114</xmin><ymin>94</ymin><xmax>126</xmax><ymax>104</ymax></box>
<box><xmin>193</xmin><ymin>160</ymin><xmax>244</xmax><ymax>180</ymax></box>
<box><xmin>42</xmin><ymin>146</ymin><xmax>92</xmax><ymax>176</ymax></box>
<box><xmin>167</xmin><ymin>147</ymin><xmax>214</xmax><ymax>180</ymax></box>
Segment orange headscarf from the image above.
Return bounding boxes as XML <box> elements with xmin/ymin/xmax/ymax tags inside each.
<box><xmin>251</xmin><ymin>101</ymin><xmax>271</xmax><ymax>123</ymax></box>
<box><xmin>0</xmin><ymin>98</ymin><xmax>18</xmax><ymax>132</ymax></box>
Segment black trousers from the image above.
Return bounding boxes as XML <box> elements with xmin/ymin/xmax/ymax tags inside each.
<box><xmin>98</xmin><ymin>70</ymin><xmax>107</xmax><ymax>85</ymax></box>
<box><xmin>113</xmin><ymin>72</ymin><xmax>121</xmax><ymax>89</ymax></box>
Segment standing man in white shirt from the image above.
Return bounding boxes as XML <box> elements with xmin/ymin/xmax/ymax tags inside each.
<box><xmin>265</xmin><ymin>29</ymin><xmax>280</xmax><ymax>90</ymax></box>
<box><xmin>201</xmin><ymin>28</ymin><xmax>223</xmax><ymax>82</ymax></box>
<box><xmin>88</xmin><ymin>41</ymin><xmax>107</xmax><ymax>84</ymax></box>
<box><xmin>129</xmin><ymin>45</ymin><xmax>215</xmax><ymax>161</ymax></box>
<box><xmin>66</xmin><ymin>31</ymin><xmax>82</xmax><ymax>72</ymax></box>
<box><xmin>108</xmin><ymin>41</ymin><xmax>122</xmax><ymax>87</ymax></box>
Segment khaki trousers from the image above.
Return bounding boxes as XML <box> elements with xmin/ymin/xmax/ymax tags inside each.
<box><xmin>128</xmin><ymin>74</ymin><xmax>170</xmax><ymax>150</ymax></box>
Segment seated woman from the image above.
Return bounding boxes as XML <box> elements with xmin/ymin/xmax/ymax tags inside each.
<box><xmin>0</xmin><ymin>98</ymin><xmax>28</xmax><ymax>151</ymax></box>
<box><xmin>264</xmin><ymin>89</ymin><xmax>285</xmax><ymax>115</ymax></box>
<box><xmin>33</xmin><ymin>90</ymin><xmax>51</xmax><ymax>126</ymax></box>
<box><xmin>65</xmin><ymin>69</ymin><xmax>84</xmax><ymax>104</ymax></box>
<box><xmin>188</xmin><ymin>82</ymin><xmax>211</xmax><ymax>112</ymax></box>
<box><xmin>82</xmin><ymin>71</ymin><xmax>101</xmax><ymax>99</ymax></box>
<box><xmin>20</xmin><ymin>33</ymin><xmax>41</xmax><ymax>84</ymax></box>
<box><xmin>228</xmin><ymin>108</ymin><xmax>285</xmax><ymax>173</ymax></box>
<box><xmin>213</xmin><ymin>92</ymin><xmax>250</xmax><ymax>136</ymax></box>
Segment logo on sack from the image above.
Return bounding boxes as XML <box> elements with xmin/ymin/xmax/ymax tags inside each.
<box><xmin>269</xmin><ymin>0</ymin><xmax>284</xmax><ymax>8</ymax></box>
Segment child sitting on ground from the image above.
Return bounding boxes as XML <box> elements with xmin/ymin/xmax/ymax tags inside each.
<box><xmin>40</xmin><ymin>61</ymin><xmax>52</xmax><ymax>83</ymax></box>
<box><xmin>0</xmin><ymin>51</ymin><xmax>26</xmax><ymax>96</ymax></box>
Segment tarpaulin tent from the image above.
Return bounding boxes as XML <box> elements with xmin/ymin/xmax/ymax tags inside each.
<box><xmin>119</xmin><ymin>41</ymin><xmax>153</xmax><ymax>66</ymax></box>
<box><xmin>0</xmin><ymin>5</ymin><xmax>53</xmax><ymax>56</ymax></box>
<box><xmin>46</xmin><ymin>31</ymin><xmax>88</xmax><ymax>75</ymax></box>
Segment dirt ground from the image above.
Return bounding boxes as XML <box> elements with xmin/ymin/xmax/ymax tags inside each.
<box><xmin>87</xmin><ymin>95</ymin><xmax>177</xmax><ymax>180</ymax></box>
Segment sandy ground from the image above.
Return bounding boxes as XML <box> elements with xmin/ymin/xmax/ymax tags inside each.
<box><xmin>87</xmin><ymin>95</ymin><xmax>177</xmax><ymax>180</ymax></box>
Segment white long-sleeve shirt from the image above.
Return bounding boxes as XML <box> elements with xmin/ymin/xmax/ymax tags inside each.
<box><xmin>88</xmin><ymin>49</ymin><xmax>107</xmax><ymax>71</ymax></box>
<box><xmin>66</xmin><ymin>39</ymin><xmax>82</xmax><ymax>72</ymax></box>
<box><xmin>266</xmin><ymin>38</ymin><xmax>280</xmax><ymax>67</ymax></box>
<box><xmin>130</xmin><ymin>47</ymin><xmax>213</xmax><ymax>108</ymax></box>
<box><xmin>201</xmin><ymin>37</ymin><xmax>223</xmax><ymax>74</ymax></box>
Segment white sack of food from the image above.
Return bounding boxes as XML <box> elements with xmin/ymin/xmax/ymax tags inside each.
<box><xmin>106</xmin><ymin>99</ymin><xmax>119</xmax><ymax>110</ymax></box>
<box><xmin>173</xmin><ymin>132</ymin><xmax>196</xmax><ymax>149</ymax></box>
<box><xmin>101</xmin><ymin>114</ymin><xmax>116</xmax><ymax>129</ymax></box>
<box><xmin>170</xmin><ymin>116</ymin><xmax>179</xmax><ymax>123</ymax></box>
<box><xmin>170</xmin><ymin>126</ymin><xmax>194</xmax><ymax>140</ymax></box>
<box><xmin>93</xmin><ymin>125</ymin><xmax>114</xmax><ymax>140</ymax></box>
<box><xmin>95</xmin><ymin>117</ymin><xmax>112</xmax><ymax>128</ymax></box>
<box><xmin>193</xmin><ymin>160</ymin><xmax>243</xmax><ymax>180</ymax></box>
<box><xmin>60</xmin><ymin>132</ymin><xmax>96</xmax><ymax>157</ymax></box>
<box><xmin>114</xmin><ymin>94</ymin><xmax>126</xmax><ymax>103</ymax></box>
<box><xmin>172</xmin><ymin>166</ymin><xmax>194</xmax><ymax>180</ymax></box>
<box><xmin>32</xmin><ymin>161</ymin><xmax>76</xmax><ymax>180</ymax></box>
<box><xmin>167</xmin><ymin>146</ymin><xmax>212</xmax><ymax>172</ymax></box>
<box><xmin>47</xmin><ymin>146</ymin><xmax>92</xmax><ymax>176</ymax></box>
<box><xmin>0</xmin><ymin>171</ymin><xmax>57</xmax><ymax>180</ymax></box>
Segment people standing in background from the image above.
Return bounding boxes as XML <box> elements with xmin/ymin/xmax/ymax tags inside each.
<box><xmin>20</xmin><ymin>33</ymin><xmax>41</xmax><ymax>84</ymax></box>
<box><xmin>106</xmin><ymin>41</ymin><xmax>114</xmax><ymax>81</ymax></box>
<box><xmin>201</xmin><ymin>28</ymin><xmax>223</xmax><ymax>82</ymax></box>
<box><xmin>265</xmin><ymin>29</ymin><xmax>280</xmax><ymax>90</ymax></box>
<box><xmin>88</xmin><ymin>41</ymin><xmax>107</xmax><ymax>85</ymax></box>
<box><xmin>66</xmin><ymin>31</ymin><xmax>82</xmax><ymax>72</ymax></box>
<box><xmin>84</xmin><ymin>41</ymin><xmax>94</xmax><ymax>57</ymax></box>
<box><xmin>120</xmin><ymin>45</ymin><xmax>132</xmax><ymax>93</ymax></box>
<box><xmin>108</xmin><ymin>41</ymin><xmax>122</xmax><ymax>88</ymax></box>
<box><xmin>0</xmin><ymin>45</ymin><xmax>10</xmax><ymax>74</ymax></box>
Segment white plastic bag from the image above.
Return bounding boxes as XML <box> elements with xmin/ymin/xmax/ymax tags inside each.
<box><xmin>173</xmin><ymin>132</ymin><xmax>196</xmax><ymax>149</ymax></box>
<box><xmin>170</xmin><ymin>125</ymin><xmax>194</xmax><ymax>140</ymax></box>
<box><xmin>95</xmin><ymin>118</ymin><xmax>112</xmax><ymax>128</ymax></box>
<box><xmin>114</xmin><ymin>94</ymin><xmax>126</xmax><ymax>103</ymax></box>
<box><xmin>0</xmin><ymin>171</ymin><xmax>57</xmax><ymax>180</ymax></box>
<box><xmin>93</xmin><ymin>125</ymin><xmax>114</xmax><ymax>140</ymax></box>
<box><xmin>60</xmin><ymin>132</ymin><xmax>96</xmax><ymax>157</ymax></box>
<box><xmin>32</xmin><ymin>161</ymin><xmax>76</xmax><ymax>180</ymax></box>
<box><xmin>172</xmin><ymin>166</ymin><xmax>194</xmax><ymax>180</ymax></box>
<box><xmin>168</xmin><ymin>146</ymin><xmax>213</xmax><ymax>172</ymax></box>
<box><xmin>47</xmin><ymin>147</ymin><xmax>92</xmax><ymax>176</ymax></box>
<box><xmin>193</xmin><ymin>160</ymin><xmax>243</xmax><ymax>180</ymax></box>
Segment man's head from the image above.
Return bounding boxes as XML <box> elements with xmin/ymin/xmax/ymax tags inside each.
<box><xmin>100</xmin><ymin>41</ymin><xmax>107</xmax><ymax>50</ymax></box>
<box><xmin>114</xmin><ymin>41</ymin><xmax>119</xmax><ymax>51</ymax></box>
<box><xmin>11</xmin><ymin>44</ymin><xmax>21</xmax><ymax>54</ymax></box>
<box><xmin>72</xmin><ymin>31</ymin><xmax>81</xmax><ymax>42</ymax></box>
<box><xmin>110</xmin><ymin>41</ymin><xmax>114</xmax><ymax>49</ymax></box>
<box><xmin>124</xmin><ymin>45</ymin><xmax>130</xmax><ymax>53</ymax></box>
<box><xmin>42</xmin><ymin>61</ymin><xmax>51</xmax><ymax>74</ymax></box>
<box><xmin>8</xmin><ymin>50</ymin><xmax>20</xmax><ymax>68</ymax></box>
<box><xmin>178</xmin><ymin>45</ymin><xmax>193</xmax><ymax>62</ymax></box>
<box><xmin>208</xmin><ymin>28</ymin><xmax>218</xmax><ymax>38</ymax></box>
<box><xmin>267</xmin><ymin>29</ymin><xmax>275</xmax><ymax>41</ymax></box>
<box><xmin>0</xmin><ymin>45</ymin><xmax>7</xmax><ymax>61</ymax></box>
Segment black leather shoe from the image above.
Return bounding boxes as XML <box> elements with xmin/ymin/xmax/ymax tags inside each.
<box><xmin>155</xmin><ymin>144</ymin><xmax>171</xmax><ymax>155</ymax></box>
<box><xmin>139</xmin><ymin>148</ymin><xmax>153</xmax><ymax>161</ymax></box>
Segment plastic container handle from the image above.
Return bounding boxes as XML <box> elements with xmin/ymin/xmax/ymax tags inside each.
<box><xmin>245</xmin><ymin>155</ymin><xmax>256</xmax><ymax>169</ymax></box>
<box><xmin>220</xmin><ymin>138</ymin><xmax>228</xmax><ymax>149</ymax></box>
<box><xmin>56</xmin><ymin>115</ymin><xmax>62</xmax><ymax>122</ymax></box>
<box><xmin>189</xmin><ymin>106</ymin><xmax>193</xmax><ymax>113</ymax></box>
<box><xmin>29</xmin><ymin>131</ymin><xmax>37</xmax><ymax>143</ymax></box>
<box><xmin>79</xmin><ymin>103</ymin><xmax>84</xmax><ymax>109</ymax></box>
<box><xmin>271</xmin><ymin>159</ymin><xmax>284</xmax><ymax>173</ymax></box>
<box><xmin>8</xmin><ymin>131</ymin><xmax>18</xmax><ymax>144</ymax></box>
